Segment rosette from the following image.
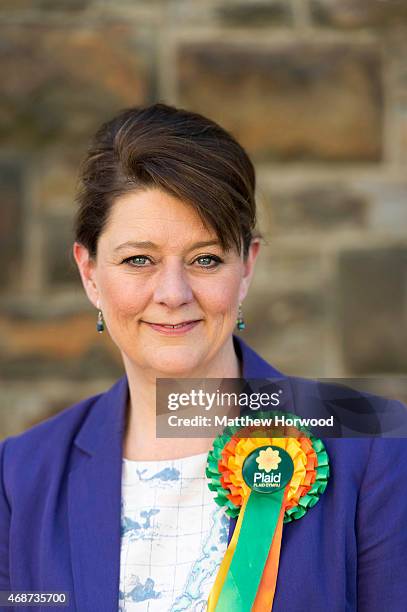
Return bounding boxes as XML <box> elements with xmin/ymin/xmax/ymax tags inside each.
<box><xmin>206</xmin><ymin>411</ymin><xmax>330</xmax><ymax>611</ymax></box>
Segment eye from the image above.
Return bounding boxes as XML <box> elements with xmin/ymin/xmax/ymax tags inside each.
<box><xmin>123</xmin><ymin>255</ymin><xmax>152</xmax><ymax>267</ymax></box>
<box><xmin>193</xmin><ymin>255</ymin><xmax>223</xmax><ymax>269</ymax></box>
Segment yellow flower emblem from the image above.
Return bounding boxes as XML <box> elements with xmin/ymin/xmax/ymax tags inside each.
<box><xmin>256</xmin><ymin>447</ymin><xmax>281</xmax><ymax>473</ymax></box>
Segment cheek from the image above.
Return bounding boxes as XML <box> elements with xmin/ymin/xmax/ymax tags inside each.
<box><xmin>195</xmin><ymin>274</ymin><xmax>241</xmax><ymax>314</ymax></box>
<box><xmin>98</xmin><ymin>272</ymin><xmax>149</xmax><ymax>319</ymax></box>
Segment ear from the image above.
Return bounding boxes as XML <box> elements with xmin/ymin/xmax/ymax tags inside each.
<box><xmin>239</xmin><ymin>238</ymin><xmax>261</xmax><ymax>302</ymax></box>
<box><xmin>72</xmin><ymin>242</ymin><xmax>99</xmax><ymax>308</ymax></box>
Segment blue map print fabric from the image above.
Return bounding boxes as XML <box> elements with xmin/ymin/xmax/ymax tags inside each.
<box><xmin>118</xmin><ymin>452</ymin><xmax>228</xmax><ymax>611</ymax></box>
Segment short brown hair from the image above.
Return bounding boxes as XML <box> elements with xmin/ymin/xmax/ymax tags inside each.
<box><xmin>74</xmin><ymin>103</ymin><xmax>257</xmax><ymax>259</ymax></box>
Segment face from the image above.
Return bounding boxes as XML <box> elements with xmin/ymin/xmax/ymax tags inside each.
<box><xmin>73</xmin><ymin>187</ymin><xmax>260</xmax><ymax>377</ymax></box>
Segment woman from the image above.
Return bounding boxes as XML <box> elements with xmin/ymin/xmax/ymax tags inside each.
<box><xmin>0</xmin><ymin>103</ymin><xmax>406</xmax><ymax>612</ymax></box>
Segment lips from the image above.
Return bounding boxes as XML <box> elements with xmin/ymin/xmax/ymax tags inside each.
<box><xmin>144</xmin><ymin>320</ymin><xmax>199</xmax><ymax>328</ymax></box>
<box><xmin>142</xmin><ymin>319</ymin><xmax>201</xmax><ymax>335</ymax></box>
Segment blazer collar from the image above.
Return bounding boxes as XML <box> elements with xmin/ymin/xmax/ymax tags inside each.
<box><xmin>73</xmin><ymin>374</ymin><xmax>129</xmax><ymax>457</ymax></box>
<box><xmin>68</xmin><ymin>335</ymin><xmax>284</xmax><ymax>611</ymax></box>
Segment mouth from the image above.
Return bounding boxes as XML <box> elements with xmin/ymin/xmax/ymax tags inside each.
<box><xmin>147</xmin><ymin>320</ymin><xmax>199</xmax><ymax>328</ymax></box>
<box><xmin>141</xmin><ymin>319</ymin><xmax>202</xmax><ymax>335</ymax></box>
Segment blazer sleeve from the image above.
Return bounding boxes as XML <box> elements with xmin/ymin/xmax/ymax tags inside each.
<box><xmin>356</xmin><ymin>427</ymin><xmax>407</xmax><ymax>610</ymax></box>
<box><xmin>0</xmin><ymin>439</ymin><xmax>11</xmax><ymax>590</ymax></box>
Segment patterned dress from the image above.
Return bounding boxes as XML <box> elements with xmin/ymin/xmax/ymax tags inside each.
<box><xmin>118</xmin><ymin>452</ymin><xmax>228</xmax><ymax>611</ymax></box>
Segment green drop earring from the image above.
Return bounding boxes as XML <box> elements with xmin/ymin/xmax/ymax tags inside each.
<box><xmin>236</xmin><ymin>302</ymin><xmax>246</xmax><ymax>331</ymax></box>
<box><xmin>96</xmin><ymin>300</ymin><xmax>104</xmax><ymax>334</ymax></box>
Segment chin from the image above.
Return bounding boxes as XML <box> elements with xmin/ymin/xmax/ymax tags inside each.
<box><xmin>148</xmin><ymin>347</ymin><xmax>204</xmax><ymax>377</ymax></box>
<box><xmin>154</xmin><ymin>359</ymin><xmax>200</xmax><ymax>377</ymax></box>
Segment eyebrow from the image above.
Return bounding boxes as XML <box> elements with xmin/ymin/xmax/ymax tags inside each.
<box><xmin>113</xmin><ymin>239</ymin><xmax>221</xmax><ymax>253</ymax></box>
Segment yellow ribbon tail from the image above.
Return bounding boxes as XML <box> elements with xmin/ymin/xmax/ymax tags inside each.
<box><xmin>207</xmin><ymin>494</ymin><xmax>250</xmax><ymax>612</ymax></box>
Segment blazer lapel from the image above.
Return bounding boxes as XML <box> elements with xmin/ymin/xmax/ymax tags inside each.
<box><xmin>68</xmin><ymin>376</ymin><xmax>128</xmax><ymax>612</ymax></box>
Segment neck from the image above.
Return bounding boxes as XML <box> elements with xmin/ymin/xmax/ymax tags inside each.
<box><xmin>122</xmin><ymin>336</ymin><xmax>241</xmax><ymax>461</ymax></box>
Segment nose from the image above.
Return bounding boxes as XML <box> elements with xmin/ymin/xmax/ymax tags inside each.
<box><xmin>152</xmin><ymin>259</ymin><xmax>194</xmax><ymax>308</ymax></box>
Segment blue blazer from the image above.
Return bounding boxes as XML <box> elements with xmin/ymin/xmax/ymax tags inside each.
<box><xmin>1</xmin><ymin>336</ymin><xmax>407</xmax><ymax>611</ymax></box>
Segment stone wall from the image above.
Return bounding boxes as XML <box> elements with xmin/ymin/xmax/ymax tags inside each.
<box><xmin>1</xmin><ymin>0</ymin><xmax>406</xmax><ymax>437</ymax></box>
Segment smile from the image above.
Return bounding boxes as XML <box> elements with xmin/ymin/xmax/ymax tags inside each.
<box><xmin>157</xmin><ymin>322</ymin><xmax>195</xmax><ymax>328</ymax></box>
<box><xmin>142</xmin><ymin>320</ymin><xmax>201</xmax><ymax>335</ymax></box>
<box><xmin>146</xmin><ymin>320</ymin><xmax>199</xmax><ymax>327</ymax></box>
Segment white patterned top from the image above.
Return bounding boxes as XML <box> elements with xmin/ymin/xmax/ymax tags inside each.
<box><xmin>118</xmin><ymin>452</ymin><xmax>228</xmax><ymax>611</ymax></box>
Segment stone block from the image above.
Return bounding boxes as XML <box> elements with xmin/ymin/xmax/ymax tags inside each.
<box><xmin>311</xmin><ymin>0</ymin><xmax>407</xmax><ymax>28</ymax></box>
<box><xmin>244</xmin><ymin>286</ymin><xmax>328</xmax><ymax>376</ymax></box>
<box><xmin>44</xmin><ymin>215</ymin><xmax>78</xmax><ymax>285</ymax></box>
<box><xmin>0</xmin><ymin>387</ymin><xmax>47</xmax><ymax>440</ymax></box>
<box><xmin>254</xmin><ymin>247</ymin><xmax>326</xmax><ymax>291</ymax></box>
<box><xmin>350</xmin><ymin>179</ymin><xmax>407</xmax><ymax>234</ymax></box>
<box><xmin>338</xmin><ymin>247</ymin><xmax>407</xmax><ymax>373</ymax></box>
<box><xmin>0</xmin><ymin>0</ymin><xmax>90</xmax><ymax>10</ymax></box>
<box><xmin>0</xmin><ymin>380</ymin><xmax>116</xmax><ymax>439</ymax></box>
<box><xmin>0</xmin><ymin>309</ymin><xmax>123</xmax><ymax>380</ymax></box>
<box><xmin>0</xmin><ymin>160</ymin><xmax>24</xmax><ymax>292</ymax></box>
<box><xmin>217</xmin><ymin>1</ymin><xmax>292</xmax><ymax>27</ymax></box>
<box><xmin>34</xmin><ymin>154</ymin><xmax>80</xmax><ymax>214</ymax></box>
<box><xmin>178</xmin><ymin>42</ymin><xmax>383</xmax><ymax>162</ymax></box>
<box><xmin>265</xmin><ymin>184</ymin><xmax>368</xmax><ymax>234</ymax></box>
<box><xmin>401</xmin><ymin>110</ymin><xmax>407</xmax><ymax>165</ymax></box>
<box><xmin>0</xmin><ymin>24</ymin><xmax>151</xmax><ymax>149</ymax></box>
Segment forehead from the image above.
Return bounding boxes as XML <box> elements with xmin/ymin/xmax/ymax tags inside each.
<box><xmin>100</xmin><ymin>187</ymin><xmax>217</xmax><ymax>249</ymax></box>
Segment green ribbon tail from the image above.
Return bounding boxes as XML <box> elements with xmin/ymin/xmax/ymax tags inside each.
<box><xmin>215</xmin><ymin>488</ymin><xmax>285</xmax><ymax>611</ymax></box>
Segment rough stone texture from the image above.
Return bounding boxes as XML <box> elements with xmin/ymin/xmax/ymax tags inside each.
<box><xmin>33</xmin><ymin>154</ymin><xmax>80</xmax><ymax>214</ymax></box>
<box><xmin>351</xmin><ymin>179</ymin><xmax>407</xmax><ymax>234</ymax></box>
<box><xmin>261</xmin><ymin>178</ymin><xmax>407</xmax><ymax>237</ymax></box>
<box><xmin>253</xmin><ymin>248</ymin><xmax>326</xmax><ymax>291</ymax></box>
<box><xmin>0</xmin><ymin>160</ymin><xmax>24</xmax><ymax>292</ymax></box>
<box><xmin>1</xmin><ymin>0</ymin><xmax>407</xmax><ymax>437</ymax></box>
<box><xmin>44</xmin><ymin>215</ymin><xmax>77</xmax><ymax>285</ymax></box>
<box><xmin>0</xmin><ymin>309</ymin><xmax>123</xmax><ymax>380</ymax></box>
<box><xmin>216</xmin><ymin>1</ymin><xmax>292</xmax><ymax>27</ymax></box>
<box><xmin>0</xmin><ymin>0</ymin><xmax>91</xmax><ymax>10</ymax></box>
<box><xmin>401</xmin><ymin>113</ymin><xmax>407</xmax><ymax>164</ymax></box>
<box><xmin>244</xmin><ymin>285</ymin><xmax>329</xmax><ymax>376</ymax></box>
<box><xmin>383</xmin><ymin>30</ymin><xmax>407</xmax><ymax>166</ymax></box>
<box><xmin>0</xmin><ymin>379</ymin><xmax>115</xmax><ymax>439</ymax></box>
<box><xmin>178</xmin><ymin>42</ymin><xmax>383</xmax><ymax>162</ymax></box>
<box><xmin>311</xmin><ymin>0</ymin><xmax>407</xmax><ymax>28</ymax></box>
<box><xmin>245</xmin><ymin>244</ymin><xmax>335</xmax><ymax>376</ymax></box>
<box><xmin>0</xmin><ymin>24</ymin><xmax>151</xmax><ymax>149</ymax></box>
<box><xmin>265</xmin><ymin>184</ymin><xmax>368</xmax><ymax>234</ymax></box>
<box><xmin>338</xmin><ymin>247</ymin><xmax>407</xmax><ymax>373</ymax></box>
